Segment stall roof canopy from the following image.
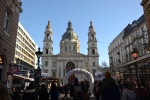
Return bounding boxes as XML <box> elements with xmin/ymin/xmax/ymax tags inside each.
<box><xmin>13</xmin><ymin>74</ymin><xmax>34</xmax><ymax>81</ymax></box>
<box><xmin>122</xmin><ymin>53</ymin><xmax>150</xmax><ymax>67</ymax></box>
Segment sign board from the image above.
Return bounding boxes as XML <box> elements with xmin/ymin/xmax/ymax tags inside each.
<box><xmin>14</xmin><ymin>71</ymin><xmax>27</xmax><ymax>74</ymax></box>
<box><xmin>10</xmin><ymin>68</ymin><xmax>19</xmax><ymax>73</ymax></box>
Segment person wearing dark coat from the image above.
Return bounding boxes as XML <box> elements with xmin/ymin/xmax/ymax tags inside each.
<box><xmin>0</xmin><ymin>83</ymin><xmax>11</xmax><ymax>100</ymax></box>
<box><xmin>101</xmin><ymin>71</ymin><xmax>121</xmax><ymax>100</ymax></box>
<box><xmin>39</xmin><ymin>84</ymin><xmax>49</xmax><ymax>100</ymax></box>
<box><xmin>22</xmin><ymin>83</ymin><xmax>35</xmax><ymax>100</ymax></box>
<box><xmin>50</xmin><ymin>82</ymin><xmax>59</xmax><ymax>100</ymax></box>
<box><xmin>69</xmin><ymin>82</ymin><xmax>75</xmax><ymax>97</ymax></box>
<box><xmin>62</xmin><ymin>84</ymin><xmax>68</xmax><ymax>100</ymax></box>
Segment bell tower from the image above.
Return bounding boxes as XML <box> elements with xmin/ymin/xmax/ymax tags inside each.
<box><xmin>87</xmin><ymin>21</ymin><xmax>98</xmax><ymax>56</ymax></box>
<box><xmin>43</xmin><ymin>21</ymin><xmax>53</xmax><ymax>56</ymax></box>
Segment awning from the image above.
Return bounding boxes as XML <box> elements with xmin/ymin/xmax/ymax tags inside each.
<box><xmin>13</xmin><ymin>74</ymin><xmax>34</xmax><ymax>81</ymax></box>
<box><xmin>122</xmin><ymin>53</ymin><xmax>150</xmax><ymax>67</ymax></box>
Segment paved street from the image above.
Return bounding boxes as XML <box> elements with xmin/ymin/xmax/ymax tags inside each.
<box><xmin>58</xmin><ymin>93</ymin><xmax>96</xmax><ymax>100</ymax></box>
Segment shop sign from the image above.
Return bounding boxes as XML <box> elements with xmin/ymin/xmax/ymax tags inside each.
<box><xmin>10</xmin><ymin>68</ymin><xmax>19</xmax><ymax>73</ymax></box>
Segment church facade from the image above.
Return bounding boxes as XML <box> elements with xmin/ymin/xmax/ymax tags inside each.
<box><xmin>41</xmin><ymin>21</ymin><xmax>99</xmax><ymax>80</ymax></box>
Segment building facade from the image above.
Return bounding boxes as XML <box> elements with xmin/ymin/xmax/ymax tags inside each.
<box><xmin>141</xmin><ymin>0</ymin><xmax>150</xmax><ymax>51</ymax></box>
<box><xmin>0</xmin><ymin>0</ymin><xmax>22</xmax><ymax>83</ymax></box>
<box><xmin>108</xmin><ymin>14</ymin><xmax>150</xmax><ymax>80</ymax></box>
<box><xmin>15</xmin><ymin>22</ymin><xmax>38</xmax><ymax>77</ymax></box>
<box><xmin>42</xmin><ymin>21</ymin><xmax>100</xmax><ymax>80</ymax></box>
<box><xmin>108</xmin><ymin>29</ymin><xmax>124</xmax><ymax>74</ymax></box>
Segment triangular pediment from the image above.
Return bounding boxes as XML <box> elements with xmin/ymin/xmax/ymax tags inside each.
<box><xmin>55</xmin><ymin>51</ymin><xmax>86</xmax><ymax>56</ymax></box>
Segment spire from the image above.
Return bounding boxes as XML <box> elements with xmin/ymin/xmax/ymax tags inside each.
<box><xmin>89</xmin><ymin>20</ymin><xmax>95</xmax><ymax>32</ymax></box>
<box><xmin>46</xmin><ymin>20</ymin><xmax>52</xmax><ymax>32</ymax></box>
<box><xmin>89</xmin><ymin>20</ymin><xmax>93</xmax><ymax>28</ymax></box>
<box><xmin>67</xmin><ymin>20</ymin><xmax>73</xmax><ymax>31</ymax></box>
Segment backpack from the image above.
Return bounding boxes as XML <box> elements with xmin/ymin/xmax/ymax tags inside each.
<box><xmin>123</xmin><ymin>91</ymin><xmax>138</xmax><ymax>100</ymax></box>
<box><xmin>74</xmin><ymin>85</ymin><xmax>84</xmax><ymax>100</ymax></box>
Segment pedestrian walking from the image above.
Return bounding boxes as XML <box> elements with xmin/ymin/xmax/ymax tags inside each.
<box><xmin>50</xmin><ymin>82</ymin><xmax>59</xmax><ymax>100</ymax></box>
<box><xmin>121</xmin><ymin>82</ymin><xmax>137</xmax><ymax>100</ymax></box>
<box><xmin>62</xmin><ymin>83</ymin><xmax>68</xmax><ymax>100</ymax></box>
<box><xmin>73</xmin><ymin>77</ymin><xmax>84</xmax><ymax>100</ymax></box>
<box><xmin>39</xmin><ymin>84</ymin><xmax>49</xmax><ymax>100</ymax></box>
<box><xmin>101</xmin><ymin>71</ymin><xmax>121</xmax><ymax>100</ymax></box>
<box><xmin>22</xmin><ymin>82</ymin><xmax>35</xmax><ymax>100</ymax></box>
<box><xmin>81</xmin><ymin>81</ymin><xmax>89</xmax><ymax>100</ymax></box>
<box><xmin>118</xmin><ymin>80</ymin><xmax>123</xmax><ymax>95</ymax></box>
<box><xmin>0</xmin><ymin>83</ymin><xmax>11</xmax><ymax>100</ymax></box>
<box><xmin>69</xmin><ymin>82</ymin><xmax>75</xmax><ymax>97</ymax></box>
<box><xmin>93</xmin><ymin>81</ymin><xmax>102</xmax><ymax>100</ymax></box>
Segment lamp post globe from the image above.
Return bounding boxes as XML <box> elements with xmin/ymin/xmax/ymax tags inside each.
<box><xmin>35</xmin><ymin>48</ymin><xmax>43</xmax><ymax>58</ymax></box>
<box><xmin>131</xmin><ymin>48</ymin><xmax>138</xmax><ymax>60</ymax></box>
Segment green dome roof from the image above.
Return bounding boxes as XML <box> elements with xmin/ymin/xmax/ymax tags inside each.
<box><xmin>62</xmin><ymin>21</ymin><xmax>78</xmax><ymax>40</ymax></box>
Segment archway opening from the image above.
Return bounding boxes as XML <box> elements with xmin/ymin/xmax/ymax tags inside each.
<box><xmin>63</xmin><ymin>68</ymin><xmax>94</xmax><ymax>92</ymax></box>
<box><xmin>66</xmin><ymin>62</ymin><xmax>75</xmax><ymax>73</ymax></box>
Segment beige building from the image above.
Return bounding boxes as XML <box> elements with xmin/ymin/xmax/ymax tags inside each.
<box><xmin>108</xmin><ymin>30</ymin><xmax>124</xmax><ymax>72</ymax></box>
<box><xmin>42</xmin><ymin>21</ymin><xmax>100</xmax><ymax>80</ymax></box>
<box><xmin>15</xmin><ymin>22</ymin><xmax>38</xmax><ymax>77</ymax></box>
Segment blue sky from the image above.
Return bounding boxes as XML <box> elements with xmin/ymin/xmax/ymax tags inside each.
<box><xmin>19</xmin><ymin>0</ymin><xmax>144</xmax><ymax>66</ymax></box>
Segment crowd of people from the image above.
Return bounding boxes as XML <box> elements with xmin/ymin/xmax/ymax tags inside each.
<box><xmin>0</xmin><ymin>71</ymin><xmax>150</xmax><ymax>100</ymax></box>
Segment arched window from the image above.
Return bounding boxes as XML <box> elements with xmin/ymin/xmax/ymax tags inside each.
<box><xmin>45</xmin><ymin>61</ymin><xmax>48</xmax><ymax>66</ymax></box>
<box><xmin>91</xmin><ymin>34</ymin><xmax>94</xmax><ymax>40</ymax></box>
<box><xmin>46</xmin><ymin>49</ymin><xmax>48</xmax><ymax>54</ymax></box>
<box><xmin>47</xmin><ymin>34</ymin><xmax>50</xmax><ymax>39</ymax></box>
<box><xmin>66</xmin><ymin>62</ymin><xmax>75</xmax><ymax>73</ymax></box>
<box><xmin>65</xmin><ymin>46</ymin><xmax>67</xmax><ymax>51</ymax></box>
<box><xmin>73</xmin><ymin>46</ymin><xmax>75</xmax><ymax>51</ymax></box>
<box><xmin>93</xmin><ymin>69</ymin><xmax>96</xmax><ymax>77</ymax></box>
<box><xmin>4</xmin><ymin>11</ymin><xmax>10</xmax><ymax>31</ymax></box>
<box><xmin>92</xmin><ymin>49</ymin><xmax>95</xmax><ymax>54</ymax></box>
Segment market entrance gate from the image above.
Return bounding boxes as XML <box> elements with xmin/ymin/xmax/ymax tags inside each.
<box><xmin>63</xmin><ymin>68</ymin><xmax>94</xmax><ymax>92</ymax></box>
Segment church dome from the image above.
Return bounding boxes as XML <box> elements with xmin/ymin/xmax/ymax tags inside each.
<box><xmin>62</xmin><ymin>21</ymin><xmax>78</xmax><ymax>40</ymax></box>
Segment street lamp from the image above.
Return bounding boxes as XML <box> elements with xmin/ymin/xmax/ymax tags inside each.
<box><xmin>131</xmin><ymin>48</ymin><xmax>138</xmax><ymax>60</ymax></box>
<box><xmin>131</xmin><ymin>48</ymin><xmax>139</xmax><ymax>88</ymax></box>
<box><xmin>35</xmin><ymin>47</ymin><xmax>43</xmax><ymax>69</ymax></box>
<box><xmin>34</xmin><ymin>47</ymin><xmax>43</xmax><ymax>87</ymax></box>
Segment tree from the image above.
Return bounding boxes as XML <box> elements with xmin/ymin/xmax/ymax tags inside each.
<box><xmin>101</xmin><ymin>61</ymin><xmax>108</xmax><ymax>68</ymax></box>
